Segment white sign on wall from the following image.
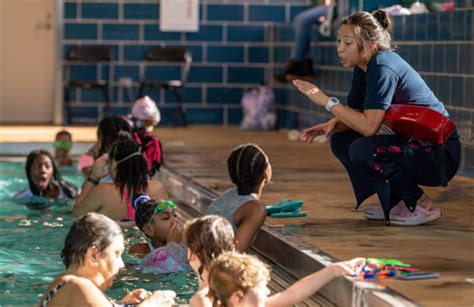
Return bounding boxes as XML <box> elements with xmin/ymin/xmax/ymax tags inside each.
<box><xmin>160</xmin><ymin>0</ymin><xmax>199</xmax><ymax>32</ymax></box>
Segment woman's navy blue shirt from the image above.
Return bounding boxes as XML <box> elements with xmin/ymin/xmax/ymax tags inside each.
<box><xmin>346</xmin><ymin>50</ymin><xmax>449</xmax><ymax>117</ymax></box>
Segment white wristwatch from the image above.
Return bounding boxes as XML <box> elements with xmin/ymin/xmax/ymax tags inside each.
<box><xmin>325</xmin><ymin>97</ymin><xmax>340</xmax><ymax>112</ymax></box>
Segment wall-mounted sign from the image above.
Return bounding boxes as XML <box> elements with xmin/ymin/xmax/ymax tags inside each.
<box><xmin>160</xmin><ymin>0</ymin><xmax>199</xmax><ymax>32</ymax></box>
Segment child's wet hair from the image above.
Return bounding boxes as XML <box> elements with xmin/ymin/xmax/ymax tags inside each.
<box><xmin>208</xmin><ymin>251</ymin><xmax>270</xmax><ymax>306</ymax></box>
<box><xmin>341</xmin><ymin>9</ymin><xmax>394</xmax><ymax>52</ymax></box>
<box><xmin>109</xmin><ymin>131</ymin><xmax>148</xmax><ymax>201</ymax></box>
<box><xmin>97</xmin><ymin>116</ymin><xmax>131</xmax><ymax>156</ymax></box>
<box><xmin>55</xmin><ymin>130</ymin><xmax>72</xmax><ymax>140</ymax></box>
<box><xmin>227</xmin><ymin>143</ymin><xmax>268</xmax><ymax>195</ymax></box>
<box><xmin>183</xmin><ymin>215</ymin><xmax>235</xmax><ymax>279</ymax></box>
<box><xmin>25</xmin><ymin>150</ymin><xmax>60</xmax><ymax>196</ymax></box>
<box><xmin>132</xmin><ymin>193</ymin><xmax>160</xmax><ymax>234</ymax></box>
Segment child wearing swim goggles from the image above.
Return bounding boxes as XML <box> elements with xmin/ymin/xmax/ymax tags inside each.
<box><xmin>131</xmin><ymin>194</ymin><xmax>181</xmax><ymax>254</ymax></box>
<box><xmin>130</xmin><ymin>193</ymin><xmax>191</xmax><ymax>274</ymax></box>
<box><xmin>53</xmin><ymin>130</ymin><xmax>73</xmax><ymax>167</ymax></box>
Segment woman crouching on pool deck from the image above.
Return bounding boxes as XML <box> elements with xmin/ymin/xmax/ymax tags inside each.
<box><xmin>184</xmin><ymin>215</ymin><xmax>235</xmax><ymax>307</ymax></box>
<box><xmin>293</xmin><ymin>10</ymin><xmax>461</xmax><ymax>226</ymax></box>
<box><xmin>128</xmin><ymin>194</ymin><xmax>191</xmax><ymax>274</ymax></box>
<box><xmin>39</xmin><ymin>212</ymin><xmax>176</xmax><ymax>307</ymax></box>
<box><xmin>14</xmin><ymin>150</ymin><xmax>77</xmax><ymax>202</ymax></box>
<box><xmin>73</xmin><ymin>132</ymin><xmax>167</xmax><ymax>222</ymax></box>
<box><xmin>208</xmin><ymin>251</ymin><xmax>364</xmax><ymax>307</ymax></box>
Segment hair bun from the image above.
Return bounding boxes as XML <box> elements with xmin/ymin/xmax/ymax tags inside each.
<box><xmin>118</xmin><ymin>130</ymin><xmax>133</xmax><ymax>141</ymax></box>
<box><xmin>372</xmin><ymin>9</ymin><xmax>392</xmax><ymax>31</ymax></box>
<box><xmin>132</xmin><ymin>193</ymin><xmax>150</xmax><ymax>210</ymax></box>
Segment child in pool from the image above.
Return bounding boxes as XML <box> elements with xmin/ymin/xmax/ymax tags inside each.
<box><xmin>53</xmin><ymin>130</ymin><xmax>73</xmax><ymax>167</ymax></box>
<box><xmin>208</xmin><ymin>251</ymin><xmax>365</xmax><ymax>307</ymax></box>
<box><xmin>14</xmin><ymin>150</ymin><xmax>77</xmax><ymax>201</ymax></box>
<box><xmin>183</xmin><ymin>215</ymin><xmax>235</xmax><ymax>307</ymax></box>
<box><xmin>207</xmin><ymin>143</ymin><xmax>271</xmax><ymax>252</ymax></box>
<box><xmin>73</xmin><ymin>132</ymin><xmax>167</xmax><ymax>222</ymax></box>
<box><xmin>130</xmin><ymin>193</ymin><xmax>191</xmax><ymax>274</ymax></box>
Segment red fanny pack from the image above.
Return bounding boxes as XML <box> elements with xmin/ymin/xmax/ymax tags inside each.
<box><xmin>383</xmin><ymin>104</ymin><xmax>456</xmax><ymax>144</ymax></box>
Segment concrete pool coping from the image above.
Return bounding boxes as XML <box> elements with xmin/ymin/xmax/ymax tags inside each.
<box><xmin>158</xmin><ymin>166</ymin><xmax>418</xmax><ymax>307</ymax></box>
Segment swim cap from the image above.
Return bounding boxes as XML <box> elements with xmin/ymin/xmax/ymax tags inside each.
<box><xmin>131</xmin><ymin>96</ymin><xmax>161</xmax><ymax>123</ymax></box>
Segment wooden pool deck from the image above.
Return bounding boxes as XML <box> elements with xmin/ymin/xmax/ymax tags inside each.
<box><xmin>1</xmin><ymin>125</ymin><xmax>473</xmax><ymax>306</ymax></box>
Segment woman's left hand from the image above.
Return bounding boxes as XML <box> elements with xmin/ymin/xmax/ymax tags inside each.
<box><xmin>293</xmin><ymin>79</ymin><xmax>329</xmax><ymax>107</ymax></box>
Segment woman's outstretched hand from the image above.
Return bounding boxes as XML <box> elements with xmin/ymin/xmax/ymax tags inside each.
<box><xmin>301</xmin><ymin>120</ymin><xmax>337</xmax><ymax>143</ymax></box>
<box><xmin>293</xmin><ymin>79</ymin><xmax>329</xmax><ymax>107</ymax></box>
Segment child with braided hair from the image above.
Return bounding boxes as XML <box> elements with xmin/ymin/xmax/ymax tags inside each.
<box><xmin>207</xmin><ymin>143</ymin><xmax>271</xmax><ymax>252</ymax></box>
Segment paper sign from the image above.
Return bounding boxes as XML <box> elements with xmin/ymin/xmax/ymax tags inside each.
<box><xmin>160</xmin><ymin>0</ymin><xmax>199</xmax><ymax>32</ymax></box>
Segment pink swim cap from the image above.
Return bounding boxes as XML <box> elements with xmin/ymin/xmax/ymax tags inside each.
<box><xmin>131</xmin><ymin>96</ymin><xmax>161</xmax><ymax>123</ymax></box>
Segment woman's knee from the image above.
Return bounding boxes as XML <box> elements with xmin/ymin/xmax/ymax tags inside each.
<box><xmin>330</xmin><ymin>131</ymin><xmax>348</xmax><ymax>157</ymax></box>
<box><xmin>348</xmin><ymin>138</ymin><xmax>374</xmax><ymax>165</ymax></box>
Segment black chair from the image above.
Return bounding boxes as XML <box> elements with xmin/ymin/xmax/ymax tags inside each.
<box><xmin>137</xmin><ymin>47</ymin><xmax>192</xmax><ymax>126</ymax></box>
<box><xmin>63</xmin><ymin>46</ymin><xmax>113</xmax><ymax>123</ymax></box>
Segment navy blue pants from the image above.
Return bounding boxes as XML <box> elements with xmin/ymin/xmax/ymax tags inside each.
<box><xmin>330</xmin><ymin>130</ymin><xmax>461</xmax><ymax>223</ymax></box>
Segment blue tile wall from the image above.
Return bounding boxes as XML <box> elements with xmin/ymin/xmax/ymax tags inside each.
<box><xmin>207</xmin><ymin>46</ymin><xmax>244</xmax><ymax>62</ymax></box>
<box><xmin>114</xmin><ymin>65</ymin><xmax>140</xmax><ymax>82</ymax></box>
<box><xmin>103</xmin><ymin>24</ymin><xmax>139</xmax><ymax>40</ymax></box>
<box><xmin>65</xmin><ymin>23</ymin><xmax>97</xmax><ymax>40</ymax></box>
<box><xmin>144</xmin><ymin>25</ymin><xmax>181</xmax><ymax>41</ymax></box>
<box><xmin>81</xmin><ymin>3</ymin><xmax>118</xmax><ymax>19</ymax></box>
<box><xmin>144</xmin><ymin>66</ymin><xmax>181</xmax><ymax>81</ymax></box>
<box><xmin>64</xmin><ymin>3</ymin><xmax>77</xmax><ymax>19</ymax></box>
<box><xmin>123</xmin><ymin>3</ymin><xmax>159</xmax><ymax>20</ymax></box>
<box><xmin>227</xmin><ymin>107</ymin><xmax>243</xmax><ymax>125</ymax></box>
<box><xmin>227</xmin><ymin>67</ymin><xmax>264</xmax><ymax>83</ymax></box>
<box><xmin>123</xmin><ymin>45</ymin><xmax>153</xmax><ymax>61</ymax></box>
<box><xmin>207</xmin><ymin>5</ymin><xmax>244</xmax><ymax>21</ymax></box>
<box><xmin>248</xmin><ymin>5</ymin><xmax>285</xmax><ymax>22</ymax></box>
<box><xmin>207</xmin><ymin>87</ymin><xmax>244</xmax><ymax>104</ymax></box>
<box><xmin>188</xmin><ymin>66</ymin><xmax>223</xmax><ymax>83</ymax></box>
<box><xmin>186</xmin><ymin>107</ymin><xmax>223</xmax><ymax>124</ymax></box>
<box><xmin>227</xmin><ymin>26</ymin><xmax>265</xmax><ymax>42</ymax></box>
<box><xmin>185</xmin><ymin>25</ymin><xmax>222</xmax><ymax>42</ymax></box>
<box><xmin>62</xmin><ymin>1</ymin><xmax>474</xmax><ymax>175</ymax></box>
<box><xmin>165</xmin><ymin>87</ymin><xmax>202</xmax><ymax>104</ymax></box>
<box><xmin>248</xmin><ymin>47</ymin><xmax>269</xmax><ymax>63</ymax></box>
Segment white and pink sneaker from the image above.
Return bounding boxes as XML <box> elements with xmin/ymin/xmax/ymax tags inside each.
<box><xmin>364</xmin><ymin>202</ymin><xmax>405</xmax><ymax>220</ymax></box>
<box><xmin>389</xmin><ymin>206</ymin><xmax>441</xmax><ymax>226</ymax></box>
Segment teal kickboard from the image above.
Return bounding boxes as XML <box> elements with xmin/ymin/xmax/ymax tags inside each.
<box><xmin>265</xmin><ymin>199</ymin><xmax>304</xmax><ymax>214</ymax></box>
<box><xmin>270</xmin><ymin>211</ymin><xmax>307</xmax><ymax>218</ymax></box>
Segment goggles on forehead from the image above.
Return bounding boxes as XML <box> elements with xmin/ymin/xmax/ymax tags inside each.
<box><xmin>147</xmin><ymin>200</ymin><xmax>177</xmax><ymax>224</ymax></box>
<box><xmin>53</xmin><ymin>140</ymin><xmax>72</xmax><ymax>149</ymax></box>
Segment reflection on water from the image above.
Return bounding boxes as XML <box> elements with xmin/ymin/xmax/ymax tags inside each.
<box><xmin>0</xmin><ymin>160</ymin><xmax>197</xmax><ymax>305</ymax></box>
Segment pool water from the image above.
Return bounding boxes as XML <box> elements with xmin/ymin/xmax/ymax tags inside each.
<box><xmin>0</xmin><ymin>160</ymin><xmax>197</xmax><ymax>305</ymax></box>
